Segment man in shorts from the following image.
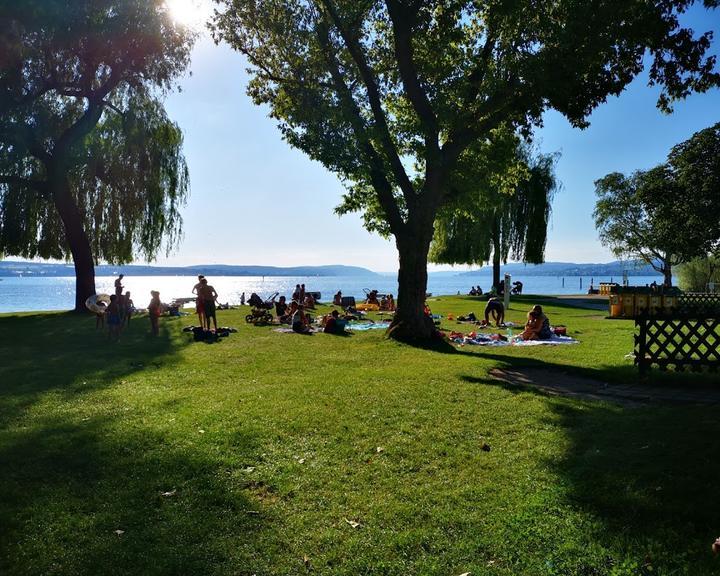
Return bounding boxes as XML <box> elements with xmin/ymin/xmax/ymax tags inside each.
<box><xmin>198</xmin><ymin>278</ymin><xmax>219</xmax><ymax>331</ymax></box>
<box><xmin>192</xmin><ymin>275</ymin><xmax>206</xmax><ymax>327</ymax></box>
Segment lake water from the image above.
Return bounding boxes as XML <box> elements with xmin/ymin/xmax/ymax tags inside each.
<box><xmin>0</xmin><ymin>274</ymin><xmax>668</xmax><ymax>313</ymax></box>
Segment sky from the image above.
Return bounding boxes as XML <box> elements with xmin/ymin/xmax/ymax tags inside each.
<box><xmin>149</xmin><ymin>0</ymin><xmax>720</xmax><ymax>273</ymax></box>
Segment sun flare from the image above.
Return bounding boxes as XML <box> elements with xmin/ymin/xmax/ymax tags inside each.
<box><xmin>164</xmin><ymin>0</ymin><xmax>212</xmax><ymax>28</ymax></box>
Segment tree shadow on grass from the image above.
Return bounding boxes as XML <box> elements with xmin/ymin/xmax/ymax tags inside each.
<box><xmin>0</xmin><ymin>312</ymin><xmax>190</xmax><ymax>423</ymax></box>
<box><xmin>460</xmin><ymin>356</ymin><xmax>720</xmax><ymax>574</ymax></box>
<box><xmin>0</xmin><ymin>312</ymin><xmax>285</xmax><ymax>574</ymax></box>
<box><xmin>0</xmin><ymin>411</ymin><xmax>281</xmax><ymax>576</ymax></box>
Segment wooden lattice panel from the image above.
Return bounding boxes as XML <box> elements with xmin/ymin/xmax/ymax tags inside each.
<box><xmin>635</xmin><ymin>316</ymin><xmax>720</xmax><ymax>374</ymax></box>
<box><xmin>677</xmin><ymin>293</ymin><xmax>720</xmax><ymax>316</ymax></box>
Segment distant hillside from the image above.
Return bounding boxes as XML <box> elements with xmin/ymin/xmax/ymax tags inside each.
<box><xmin>458</xmin><ymin>260</ymin><xmax>661</xmax><ymax>277</ymax></box>
<box><xmin>0</xmin><ymin>261</ymin><xmax>379</xmax><ymax>278</ymax></box>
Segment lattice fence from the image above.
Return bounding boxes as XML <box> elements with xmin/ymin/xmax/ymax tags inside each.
<box><xmin>677</xmin><ymin>293</ymin><xmax>720</xmax><ymax>315</ymax></box>
<box><xmin>634</xmin><ymin>315</ymin><xmax>720</xmax><ymax>374</ymax></box>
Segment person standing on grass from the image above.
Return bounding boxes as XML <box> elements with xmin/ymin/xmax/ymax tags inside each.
<box><xmin>114</xmin><ymin>273</ymin><xmax>124</xmax><ymax>297</ymax></box>
<box><xmin>148</xmin><ymin>290</ymin><xmax>162</xmax><ymax>336</ymax></box>
<box><xmin>199</xmin><ymin>278</ymin><xmax>219</xmax><ymax>331</ymax></box>
<box><xmin>192</xmin><ymin>275</ymin><xmax>206</xmax><ymax>328</ymax></box>
<box><xmin>106</xmin><ymin>294</ymin><xmax>122</xmax><ymax>341</ymax></box>
<box><xmin>124</xmin><ymin>291</ymin><xmax>135</xmax><ymax>325</ymax></box>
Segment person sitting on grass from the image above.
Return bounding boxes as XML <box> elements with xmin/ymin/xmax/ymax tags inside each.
<box><xmin>323</xmin><ymin>309</ymin><xmax>348</xmax><ymax>335</ymax></box>
<box><xmin>519</xmin><ymin>305</ymin><xmax>553</xmax><ymax>340</ymax></box>
<box><xmin>148</xmin><ymin>290</ymin><xmax>162</xmax><ymax>336</ymax></box>
<box><xmin>333</xmin><ymin>290</ymin><xmax>342</xmax><ymax>306</ymax></box>
<box><xmin>367</xmin><ymin>290</ymin><xmax>380</xmax><ymax>305</ymax></box>
<box><xmin>106</xmin><ymin>294</ymin><xmax>122</xmax><ymax>341</ymax></box>
<box><xmin>303</xmin><ymin>293</ymin><xmax>316</xmax><ymax>309</ymax></box>
<box><xmin>275</xmin><ymin>295</ymin><xmax>289</xmax><ymax>322</ymax></box>
<box><xmin>483</xmin><ymin>297</ymin><xmax>505</xmax><ymax>327</ymax></box>
<box><xmin>291</xmin><ymin>304</ymin><xmax>311</xmax><ymax>334</ymax></box>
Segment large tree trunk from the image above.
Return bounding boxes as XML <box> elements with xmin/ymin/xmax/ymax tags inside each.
<box><xmin>51</xmin><ymin>173</ymin><xmax>96</xmax><ymax>312</ymax></box>
<box><xmin>663</xmin><ymin>263</ymin><xmax>673</xmax><ymax>288</ymax></box>
<box><xmin>388</xmin><ymin>231</ymin><xmax>436</xmax><ymax>342</ymax></box>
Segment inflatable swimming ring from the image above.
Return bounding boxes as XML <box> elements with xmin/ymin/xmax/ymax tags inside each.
<box><xmin>356</xmin><ymin>303</ymin><xmax>380</xmax><ymax>311</ymax></box>
<box><xmin>86</xmin><ymin>293</ymin><xmax>111</xmax><ymax>314</ymax></box>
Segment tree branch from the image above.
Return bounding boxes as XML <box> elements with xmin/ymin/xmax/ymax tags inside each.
<box><xmin>319</xmin><ymin>0</ymin><xmax>417</xmax><ymax>206</ymax></box>
<box><xmin>384</xmin><ymin>0</ymin><xmax>439</xmax><ymax>147</ymax></box>
<box><xmin>316</xmin><ymin>18</ymin><xmax>406</xmax><ymax>235</ymax></box>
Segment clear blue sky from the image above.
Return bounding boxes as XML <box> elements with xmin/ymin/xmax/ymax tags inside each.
<box><xmin>153</xmin><ymin>1</ymin><xmax>720</xmax><ymax>273</ymax></box>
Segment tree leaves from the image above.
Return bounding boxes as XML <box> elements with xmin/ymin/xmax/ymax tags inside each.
<box><xmin>0</xmin><ymin>0</ymin><xmax>193</xmax><ymax>266</ymax></box>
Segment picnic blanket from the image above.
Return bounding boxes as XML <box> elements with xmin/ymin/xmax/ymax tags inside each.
<box><xmin>452</xmin><ymin>333</ymin><xmax>578</xmax><ymax>346</ymax></box>
<box><xmin>347</xmin><ymin>322</ymin><xmax>387</xmax><ymax>331</ymax></box>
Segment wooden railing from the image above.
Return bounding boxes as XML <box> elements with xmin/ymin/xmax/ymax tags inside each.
<box><xmin>634</xmin><ymin>314</ymin><xmax>720</xmax><ymax>374</ymax></box>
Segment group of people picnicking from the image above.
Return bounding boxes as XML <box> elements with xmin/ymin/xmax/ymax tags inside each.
<box><xmin>461</xmin><ymin>297</ymin><xmax>554</xmax><ymax>340</ymax></box>
<box><xmin>241</xmin><ymin>284</ymin><xmax>392</xmax><ymax>335</ymax></box>
<box><xmin>96</xmin><ymin>273</ymin><xmax>554</xmax><ymax>341</ymax></box>
<box><xmin>272</xmin><ymin>285</ymin><xmax>356</xmax><ymax>334</ymax></box>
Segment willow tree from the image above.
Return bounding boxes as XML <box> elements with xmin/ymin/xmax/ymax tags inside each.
<box><xmin>213</xmin><ymin>0</ymin><xmax>719</xmax><ymax>340</ymax></box>
<box><xmin>0</xmin><ymin>0</ymin><xmax>193</xmax><ymax>311</ymax></box>
<box><xmin>431</xmin><ymin>145</ymin><xmax>558</xmax><ymax>289</ymax></box>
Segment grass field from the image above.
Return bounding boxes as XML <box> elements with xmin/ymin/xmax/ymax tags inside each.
<box><xmin>1</xmin><ymin>295</ymin><xmax>719</xmax><ymax>575</ymax></box>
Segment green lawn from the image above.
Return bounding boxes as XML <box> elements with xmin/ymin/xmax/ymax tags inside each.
<box><xmin>1</xmin><ymin>296</ymin><xmax>718</xmax><ymax>575</ymax></box>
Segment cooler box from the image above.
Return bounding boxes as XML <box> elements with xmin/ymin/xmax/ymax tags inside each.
<box><xmin>340</xmin><ymin>296</ymin><xmax>356</xmax><ymax>308</ymax></box>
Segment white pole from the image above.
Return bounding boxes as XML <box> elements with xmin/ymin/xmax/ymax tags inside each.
<box><xmin>504</xmin><ymin>273</ymin><xmax>511</xmax><ymax>310</ymax></box>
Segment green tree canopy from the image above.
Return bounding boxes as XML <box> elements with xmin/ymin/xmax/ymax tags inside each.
<box><xmin>213</xmin><ymin>0</ymin><xmax>720</xmax><ymax>339</ymax></box>
<box><xmin>0</xmin><ymin>0</ymin><xmax>194</xmax><ymax>310</ymax></box>
<box><xmin>677</xmin><ymin>255</ymin><xmax>720</xmax><ymax>291</ymax></box>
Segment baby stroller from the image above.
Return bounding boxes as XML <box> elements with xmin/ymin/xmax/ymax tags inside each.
<box><xmin>245</xmin><ymin>292</ymin><xmax>278</xmax><ymax>325</ymax></box>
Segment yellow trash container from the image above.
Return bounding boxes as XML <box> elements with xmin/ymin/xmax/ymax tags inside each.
<box><xmin>609</xmin><ymin>294</ymin><xmax>622</xmax><ymax>317</ymax></box>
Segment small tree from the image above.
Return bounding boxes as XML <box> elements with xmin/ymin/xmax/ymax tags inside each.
<box><xmin>0</xmin><ymin>0</ymin><xmax>193</xmax><ymax>311</ymax></box>
<box><xmin>213</xmin><ymin>0</ymin><xmax>719</xmax><ymax>340</ymax></box>
<box><xmin>430</xmin><ymin>140</ymin><xmax>559</xmax><ymax>290</ymax></box>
